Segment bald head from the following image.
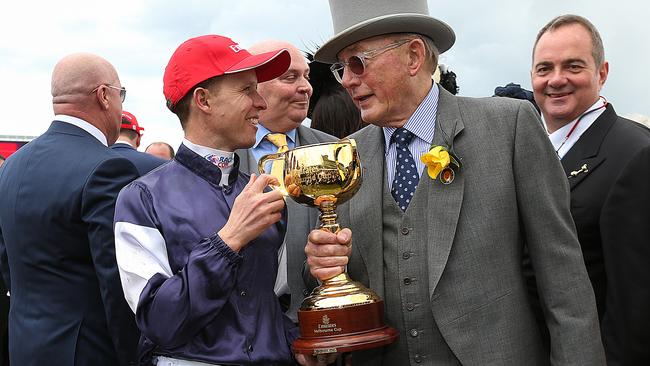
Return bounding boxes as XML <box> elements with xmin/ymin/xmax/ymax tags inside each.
<box><xmin>145</xmin><ymin>142</ymin><xmax>175</xmax><ymax>160</ymax></box>
<box><xmin>51</xmin><ymin>53</ymin><xmax>119</xmax><ymax>103</ymax></box>
<box><xmin>247</xmin><ymin>40</ymin><xmax>312</xmax><ymax>133</ymax></box>
<box><xmin>249</xmin><ymin>40</ymin><xmax>299</xmax><ymax>55</ymax></box>
<box><xmin>51</xmin><ymin>53</ymin><xmax>124</xmax><ymax>144</ymax></box>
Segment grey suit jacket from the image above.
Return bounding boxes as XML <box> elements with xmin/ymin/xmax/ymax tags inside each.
<box><xmin>236</xmin><ymin>124</ymin><xmax>337</xmax><ymax>322</ymax></box>
<box><xmin>328</xmin><ymin>87</ymin><xmax>604</xmax><ymax>365</ymax></box>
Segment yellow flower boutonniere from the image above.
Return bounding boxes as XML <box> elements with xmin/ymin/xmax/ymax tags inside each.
<box><xmin>420</xmin><ymin>145</ymin><xmax>461</xmax><ymax>184</ymax></box>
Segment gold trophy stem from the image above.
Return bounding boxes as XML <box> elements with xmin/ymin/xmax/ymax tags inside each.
<box><xmin>323</xmin><ymin>272</ymin><xmax>352</xmax><ymax>286</ymax></box>
<box><xmin>318</xmin><ymin>198</ymin><xmax>340</xmax><ymax>233</ymax></box>
<box><xmin>317</xmin><ymin>197</ymin><xmax>351</xmax><ymax>286</ymax></box>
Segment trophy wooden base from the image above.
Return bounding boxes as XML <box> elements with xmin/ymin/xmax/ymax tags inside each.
<box><xmin>293</xmin><ymin>300</ymin><xmax>399</xmax><ymax>355</ymax></box>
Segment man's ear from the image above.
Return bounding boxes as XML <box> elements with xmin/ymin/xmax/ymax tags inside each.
<box><xmin>597</xmin><ymin>61</ymin><xmax>609</xmax><ymax>91</ymax></box>
<box><xmin>194</xmin><ymin>87</ymin><xmax>211</xmax><ymax>112</ymax></box>
<box><xmin>407</xmin><ymin>38</ymin><xmax>426</xmax><ymax>76</ymax></box>
<box><xmin>94</xmin><ymin>86</ymin><xmax>110</xmax><ymax>110</ymax></box>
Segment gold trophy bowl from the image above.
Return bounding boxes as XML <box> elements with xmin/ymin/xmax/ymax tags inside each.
<box><xmin>259</xmin><ymin>139</ymin><xmax>398</xmax><ymax>356</ymax></box>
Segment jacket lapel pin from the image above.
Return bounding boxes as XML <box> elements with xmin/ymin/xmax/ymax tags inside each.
<box><xmin>568</xmin><ymin>163</ymin><xmax>588</xmax><ymax>179</ymax></box>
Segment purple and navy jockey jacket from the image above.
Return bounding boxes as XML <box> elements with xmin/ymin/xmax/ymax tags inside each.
<box><xmin>114</xmin><ymin>144</ymin><xmax>298</xmax><ymax>365</ymax></box>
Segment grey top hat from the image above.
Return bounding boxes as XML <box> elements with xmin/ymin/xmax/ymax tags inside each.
<box><xmin>314</xmin><ymin>0</ymin><xmax>456</xmax><ymax>63</ymax></box>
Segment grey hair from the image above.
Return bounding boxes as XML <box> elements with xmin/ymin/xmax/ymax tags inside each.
<box><xmin>393</xmin><ymin>33</ymin><xmax>439</xmax><ymax>74</ymax></box>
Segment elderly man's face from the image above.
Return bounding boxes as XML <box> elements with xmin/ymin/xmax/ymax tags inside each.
<box><xmin>338</xmin><ymin>35</ymin><xmax>414</xmax><ymax>127</ymax></box>
<box><xmin>207</xmin><ymin>70</ymin><xmax>267</xmax><ymax>151</ymax></box>
<box><xmin>257</xmin><ymin>47</ymin><xmax>312</xmax><ymax>133</ymax></box>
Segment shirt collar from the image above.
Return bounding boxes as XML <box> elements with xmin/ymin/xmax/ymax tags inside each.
<box><xmin>182</xmin><ymin>138</ymin><xmax>234</xmax><ymax>161</ymax></box>
<box><xmin>182</xmin><ymin>139</ymin><xmax>239</xmax><ymax>186</ymax></box>
<box><xmin>113</xmin><ymin>140</ymin><xmax>133</xmax><ymax>147</ymax></box>
<box><xmin>545</xmin><ymin>97</ymin><xmax>607</xmax><ymax>156</ymax></box>
<box><xmin>383</xmin><ymin>83</ymin><xmax>439</xmax><ymax>153</ymax></box>
<box><xmin>179</xmin><ymin>139</ymin><xmax>239</xmax><ymax>187</ymax></box>
<box><xmin>54</xmin><ymin>114</ymin><xmax>108</xmax><ymax>146</ymax></box>
<box><xmin>253</xmin><ymin>123</ymin><xmax>297</xmax><ymax>148</ymax></box>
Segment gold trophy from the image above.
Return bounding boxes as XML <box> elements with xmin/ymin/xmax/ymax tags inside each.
<box><xmin>259</xmin><ymin>139</ymin><xmax>398</xmax><ymax>356</ymax></box>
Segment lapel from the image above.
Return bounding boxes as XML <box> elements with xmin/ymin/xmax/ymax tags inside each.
<box><xmin>295</xmin><ymin>125</ymin><xmax>309</xmax><ymax>145</ymax></box>
<box><xmin>425</xmin><ymin>88</ymin><xmax>465</xmax><ymax>297</ymax></box>
<box><xmin>234</xmin><ymin>148</ymin><xmax>256</xmax><ymax>174</ymax></box>
<box><xmin>349</xmin><ymin>125</ymin><xmax>386</xmax><ymax>297</ymax></box>
<box><xmin>560</xmin><ymin>105</ymin><xmax>617</xmax><ymax>190</ymax></box>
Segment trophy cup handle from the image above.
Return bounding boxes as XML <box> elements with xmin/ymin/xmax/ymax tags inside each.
<box><xmin>258</xmin><ymin>152</ymin><xmax>285</xmax><ymax>175</ymax></box>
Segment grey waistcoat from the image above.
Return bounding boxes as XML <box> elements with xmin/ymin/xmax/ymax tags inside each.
<box><xmin>380</xmin><ymin>170</ymin><xmax>460</xmax><ymax>366</ymax></box>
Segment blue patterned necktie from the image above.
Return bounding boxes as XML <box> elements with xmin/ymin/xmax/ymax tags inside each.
<box><xmin>391</xmin><ymin>128</ymin><xmax>419</xmax><ymax>211</ymax></box>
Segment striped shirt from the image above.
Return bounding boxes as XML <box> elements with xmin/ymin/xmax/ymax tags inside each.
<box><xmin>383</xmin><ymin>84</ymin><xmax>439</xmax><ymax>189</ymax></box>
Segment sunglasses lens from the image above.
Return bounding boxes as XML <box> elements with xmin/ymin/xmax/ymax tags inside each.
<box><xmin>348</xmin><ymin>56</ymin><xmax>365</xmax><ymax>75</ymax></box>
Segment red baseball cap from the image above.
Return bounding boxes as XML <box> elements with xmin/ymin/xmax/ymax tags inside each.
<box><xmin>121</xmin><ymin>111</ymin><xmax>144</xmax><ymax>136</ymax></box>
<box><xmin>163</xmin><ymin>35</ymin><xmax>291</xmax><ymax>111</ymax></box>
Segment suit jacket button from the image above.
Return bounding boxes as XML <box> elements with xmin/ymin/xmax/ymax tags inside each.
<box><xmin>402</xmin><ymin>252</ymin><xmax>411</xmax><ymax>259</ymax></box>
<box><xmin>403</xmin><ymin>277</ymin><xmax>412</xmax><ymax>285</ymax></box>
<box><xmin>414</xmin><ymin>354</ymin><xmax>422</xmax><ymax>363</ymax></box>
<box><xmin>400</xmin><ymin>227</ymin><xmax>410</xmax><ymax>235</ymax></box>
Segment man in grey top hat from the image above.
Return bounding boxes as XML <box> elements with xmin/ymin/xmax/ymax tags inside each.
<box><xmin>298</xmin><ymin>0</ymin><xmax>605</xmax><ymax>365</ymax></box>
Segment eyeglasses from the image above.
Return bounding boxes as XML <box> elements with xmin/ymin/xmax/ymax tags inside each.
<box><xmin>330</xmin><ymin>39</ymin><xmax>412</xmax><ymax>83</ymax></box>
<box><xmin>90</xmin><ymin>84</ymin><xmax>127</xmax><ymax>102</ymax></box>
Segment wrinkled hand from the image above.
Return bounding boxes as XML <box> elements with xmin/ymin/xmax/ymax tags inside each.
<box><xmin>218</xmin><ymin>174</ymin><xmax>284</xmax><ymax>252</ymax></box>
<box><xmin>295</xmin><ymin>353</ymin><xmax>338</xmax><ymax>366</ymax></box>
<box><xmin>305</xmin><ymin>228</ymin><xmax>352</xmax><ymax>281</ymax></box>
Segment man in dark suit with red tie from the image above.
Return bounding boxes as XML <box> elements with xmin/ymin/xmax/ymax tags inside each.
<box><xmin>0</xmin><ymin>53</ymin><xmax>140</xmax><ymax>366</ymax></box>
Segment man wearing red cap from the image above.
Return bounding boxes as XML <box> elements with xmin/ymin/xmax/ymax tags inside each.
<box><xmin>110</xmin><ymin>110</ymin><xmax>166</xmax><ymax>176</ymax></box>
<box><xmin>113</xmin><ymin>35</ymin><xmax>316</xmax><ymax>366</ymax></box>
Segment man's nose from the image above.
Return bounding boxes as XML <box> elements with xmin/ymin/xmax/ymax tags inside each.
<box><xmin>297</xmin><ymin>77</ymin><xmax>313</xmax><ymax>97</ymax></box>
<box><xmin>341</xmin><ymin>67</ymin><xmax>360</xmax><ymax>89</ymax></box>
<box><xmin>253</xmin><ymin>91</ymin><xmax>267</xmax><ymax>110</ymax></box>
<box><xmin>547</xmin><ymin>70</ymin><xmax>568</xmax><ymax>88</ymax></box>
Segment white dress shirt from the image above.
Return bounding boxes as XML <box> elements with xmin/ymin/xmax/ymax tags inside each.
<box><xmin>544</xmin><ymin>97</ymin><xmax>607</xmax><ymax>159</ymax></box>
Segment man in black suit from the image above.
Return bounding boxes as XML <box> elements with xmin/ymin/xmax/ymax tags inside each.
<box><xmin>600</xmin><ymin>144</ymin><xmax>650</xmax><ymax>365</ymax></box>
<box><xmin>0</xmin><ymin>53</ymin><xmax>140</xmax><ymax>366</ymax></box>
<box><xmin>111</xmin><ymin>110</ymin><xmax>166</xmax><ymax>176</ymax></box>
<box><xmin>530</xmin><ymin>14</ymin><xmax>650</xmax><ymax>362</ymax></box>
